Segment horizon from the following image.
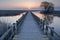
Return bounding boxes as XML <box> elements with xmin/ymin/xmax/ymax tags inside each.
<box><xmin>0</xmin><ymin>7</ymin><xmax>60</xmax><ymax>10</ymax></box>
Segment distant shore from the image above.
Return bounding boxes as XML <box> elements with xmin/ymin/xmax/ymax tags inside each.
<box><xmin>0</xmin><ymin>10</ymin><xmax>24</xmax><ymax>16</ymax></box>
<box><xmin>0</xmin><ymin>10</ymin><xmax>60</xmax><ymax>17</ymax></box>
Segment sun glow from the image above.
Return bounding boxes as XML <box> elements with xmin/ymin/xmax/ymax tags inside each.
<box><xmin>1</xmin><ymin>2</ymin><xmax>41</xmax><ymax>9</ymax></box>
<box><xmin>18</xmin><ymin>3</ymin><xmax>41</xmax><ymax>9</ymax></box>
<box><xmin>0</xmin><ymin>0</ymin><xmax>42</xmax><ymax>9</ymax></box>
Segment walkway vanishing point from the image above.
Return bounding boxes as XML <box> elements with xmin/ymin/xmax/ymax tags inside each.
<box><xmin>0</xmin><ymin>11</ymin><xmax>60</xmax><ymax>40</ymax></box>
<box><xmin>13</xmin><ymin>12</ymin><xmax>49</xmax><ymax>40</ymax></box>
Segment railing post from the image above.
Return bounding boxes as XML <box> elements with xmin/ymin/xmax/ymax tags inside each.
<box><xmin>50</xmin><ymin>27</ymin><xmax>54</xmax><ymax>37</ymax></box>
<box><xmin>16</xmin><ymin>21</ymin><xmax>18</xmax><ymax>27</ymax></box>
<box><xmin>39</xmin><ymin>19</ymin><xmax>42</xmax><ymax>28</ymax></box>
<box><xmin>13</xmin><ymin>23</ymin><xmax>17</xmax><ymax>34</ymax></box>
<box><xmin>42</xmin><ymin>20</ymin><xmax>44</xmax><ymax>30</ymax></box>
<box><xmin>45</xmin><ymin>25</ymin><xmax>48</xmax><ymax>35</ymax></box>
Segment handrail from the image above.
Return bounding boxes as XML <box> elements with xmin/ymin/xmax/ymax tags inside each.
<box><xmin>0</xmin><ymin>28</ymin><xmax>12</xmax><ymax>40</ymax></box>
<box><xmin>0</xmin><ymin>12</ymin><xmax>27</xmax><ymax>40</ymax></box>
<box><xmin>31</xmin><ymin>12</ymin><xmax>60</xmax><ymax>40</ymax></box>
<box><xmin>48</xmin><ymin>26</ymin><xmax>60</xmax><ymax>37</ymax></box>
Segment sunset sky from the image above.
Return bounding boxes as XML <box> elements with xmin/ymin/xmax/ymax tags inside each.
<box><xmin>0</xmin><ymin>0</ymin><xmax>60</xmax><ymax>9</ymax></box>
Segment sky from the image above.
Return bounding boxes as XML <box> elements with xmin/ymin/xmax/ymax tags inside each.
<box><xmin>0</xmin><ymin>0</ymin><xmax>60</xmax><ymax>10</ymax></box>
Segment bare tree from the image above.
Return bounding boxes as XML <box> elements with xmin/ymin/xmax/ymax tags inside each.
<box><xmin>40</xmin><ymin>1</ymin><xmax>54</xmax><ymax>13</ymax></box>
<box><xmin>47</xmin><ymin>2</ymin><xmax>54</xmax><ymax>13</ymax></box>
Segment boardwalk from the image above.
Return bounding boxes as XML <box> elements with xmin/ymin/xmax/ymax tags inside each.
<box><xmin>13</xmin><ymin>12</ymin><xmax>49</xmax><ymax>40</ymax></box>
<box><xmin>0</xmin><ymin>11</ymin><xmax>60</xmax><ymax>40</ymax></box>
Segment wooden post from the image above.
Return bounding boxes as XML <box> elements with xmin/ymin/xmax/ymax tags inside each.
<box><xmin>16</xmin><ymin>21</ymin><xmax>18</xmax><ymax>26</ymax></box>
<box><xmin>41</xmin><ymin>20</ymin><xmax>43</xmax><ymax>30</ymax></box>
<box><xmin>50</xmin><ymin>27</ymin><xmax>54</xmax><ymax>36</ymax></box>
<box><xmin>13</xmin><ymin>23</ymin><xmax>15</xmax><ymax>31</ymax></box>
<box><xmin>40</xmin><ymin>19</ymin><xmax>42</xmax><ymax>28</ymax></box>
<box><xmin>13</xmin><ymin>23</ymin><xmax>17</xmax><ymax>34</ymax></box>
<box><xmin>45</xmin><ymin>25</ymin><xmax>48</xmax><ymax>35</ymax></box>
<box><xmin>42</xmin><ymin>20</ymin><xmax>44</xmax><ymax>30</ymax></box>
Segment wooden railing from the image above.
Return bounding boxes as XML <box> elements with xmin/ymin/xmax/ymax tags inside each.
<box><xmin>0</xmin><ymin>12</ymin><xmax>27</xmax><ymax>40</ymax></box>
<box><xmin>31</xmin><ymin>13</ymin><xmax>60</xmax><ymax>40</ymax></box>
